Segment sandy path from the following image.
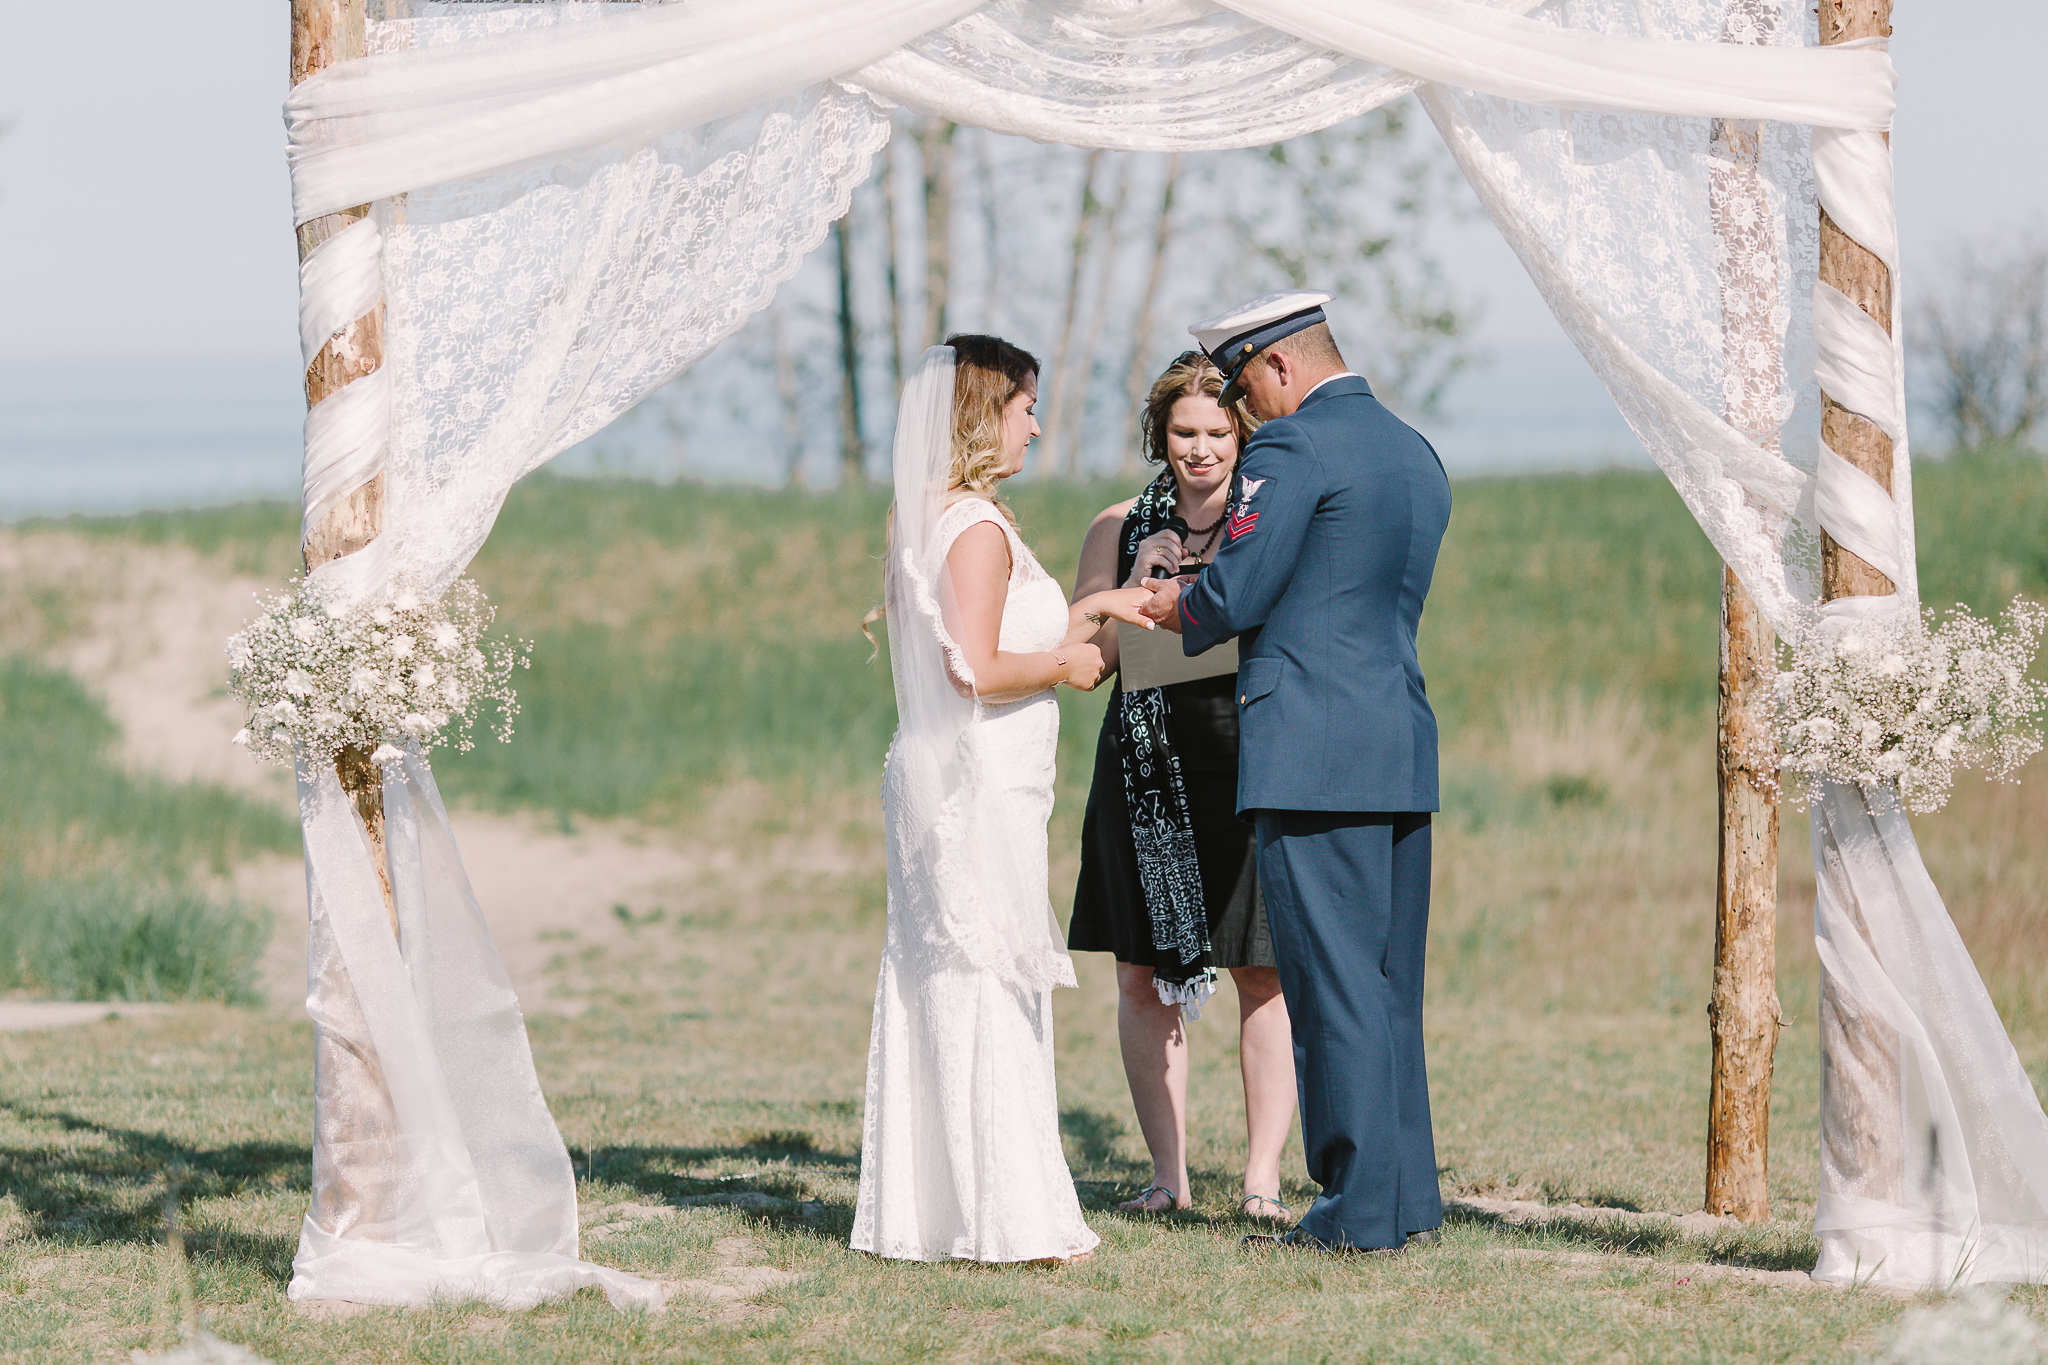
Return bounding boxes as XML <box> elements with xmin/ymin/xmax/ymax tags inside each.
<box><xmin>5</xmin><ymin>530</ymin><xmax>768</xmax><ymax>1013</ymax></box>
<box><xmin>234</xmin><ymin>813</ymin><xmax>712</xmax><ymax>1013</ymax></box>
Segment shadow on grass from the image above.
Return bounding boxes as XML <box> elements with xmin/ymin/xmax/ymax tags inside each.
<box><xmin>587</xmin><ymin>1136</ymin><xmax>858</xmax><ymax>1200</ymax></box>
<box><xmin>0</xmin><ymin>1100</ymin><xmax>303</xmax><ymax>1282</ymax></box>
<box><xmin>585</xmin><ymin>1132</ymin><xmax>1288</xmax><ymax>1245</ymax></box>
<box><xmin>1059</xmin><ymin>1107</ymin><xmax>1125</xmax><ymax>1168</ymax></box>
<box><xmin>1539</xmin><ymin>1184</ymin><xmax>1646</xmax><ymax>1213</ymax></box>
<box><xmin>1446</xmin><ymin>1202</ymin><xmax>1821</xmax><ymax>1273</ymax></box>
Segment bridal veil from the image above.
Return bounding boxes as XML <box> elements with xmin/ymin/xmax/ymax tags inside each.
<box><xmin>882</xmin><ymin>346</ymin><xmax>1076</xmax><ymax>994</ymax></box>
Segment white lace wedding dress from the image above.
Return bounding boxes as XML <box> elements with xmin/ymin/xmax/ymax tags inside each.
<box><xmin>851</xmin><ymin>498</ymin><xmax>1100</xmax><ymax>1264</ymax></box>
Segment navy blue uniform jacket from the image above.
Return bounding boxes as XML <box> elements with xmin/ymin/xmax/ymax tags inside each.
<box><xmin>1178</xmin><ymin>375</ymin><xmax>1450</xmax><ymax>816</ymax></box>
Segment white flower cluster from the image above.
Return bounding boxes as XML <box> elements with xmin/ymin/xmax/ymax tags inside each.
<box><xmin>1770</xmin><ymin>598</ymin><xmax>2046</xmax><ymax>813</ymax></box>
<box><xmin>227</xmin><ymin>575</ymin><xmax>529</xmax><ymax>770</ymax></box>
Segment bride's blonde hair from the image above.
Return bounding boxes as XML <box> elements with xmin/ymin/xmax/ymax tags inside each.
<box><xmin>864</xmin><ymin>335</ymin><xmax>1040</xmax><ymax>655</ymax></box>
<box><xmin>945</xmin><ymin>334</ymin><xmax>1039</xmax><ymax>519</ymax></box>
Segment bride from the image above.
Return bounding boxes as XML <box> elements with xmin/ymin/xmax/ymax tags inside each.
<box><xmin>852</xmin><ymin>337</ymin><xmax>1159</xmax><ymax>1264</ymax></box>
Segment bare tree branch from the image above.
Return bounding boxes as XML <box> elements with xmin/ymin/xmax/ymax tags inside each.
<box><xmin>1910</xmin><ymin>228</ymin><xmax>2048</xmax><ymax>454</ymax></box>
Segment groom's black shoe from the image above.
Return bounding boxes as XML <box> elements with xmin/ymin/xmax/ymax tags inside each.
<box><xmin>1240</xmin><ymin>1229</ymin><xmax>1407</xmax><ymax>1258</ymax></box>
<box><xmin>1407</xmin><ymin>1227</ymin><xmax>1443</xmax><ymax>1249</ymax></box>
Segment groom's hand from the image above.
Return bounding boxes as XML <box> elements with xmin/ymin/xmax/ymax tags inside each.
<box><xmin>1140</xmin><ymin>578</ymin><xmax>1186</xmax><ymax>634</ymax></box>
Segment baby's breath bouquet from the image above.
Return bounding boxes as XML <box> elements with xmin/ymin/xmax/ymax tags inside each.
<box><xmin>1770</xmin><ymin>599</ymin><xmax>2046</xmax><ymax>813</ymax></box>
<box><xmin>227</xmin><ymin>575</ymin><xmax>529</xmax><ymax>770</ymax></box>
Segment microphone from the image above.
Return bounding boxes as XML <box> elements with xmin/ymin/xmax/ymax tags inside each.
<box><xmin>1150</xmin><ymin>516</ymin><xmax>1194</xmax><ymax>579</ymax></box>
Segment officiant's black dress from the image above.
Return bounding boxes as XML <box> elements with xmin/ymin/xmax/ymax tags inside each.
<box><xmin>1066</xmin><ymin>522</ymin><xmax>1274</xmax><ymax>969</ymax></box>
<box><xmin>1068</xmin><ymin>675</ymin><xmax>1274</xmax><ymax>968</ymax></box>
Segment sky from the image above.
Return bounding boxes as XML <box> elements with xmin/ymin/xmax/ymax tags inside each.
<box><xmin>1</xmin><ymin>0</ymin><xmax>2042</xmax><ymax>498</ymax></box>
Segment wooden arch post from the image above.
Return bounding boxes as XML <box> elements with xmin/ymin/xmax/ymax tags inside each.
<box><xmin>1817</xmin><ymin>0</ymin><xmax>1899</xmax><ymax>612</ymax></box>
<box><xmin>293</xmin><ymin>0</ymin><xmax>397</xmax><ymax>936</ymax></box>
<box><xmin>1813</xmin><ymin>0</ymin><xmax>1905</xmax><ymax>1209</ymax></box>
<box><xmin>1703</xmin><ymin>0</ymin><xmax>1899</xmax><ymax>1222</ymax></box>
<box><xmin>1703</xmin><ymin>0</ymin><xmax>1786</xmax><ymax>1224</ymax></box>
<box><xmin>292</xmin><ymin>0</ymin><xmax>410</xmax><ymax>1253</ymax></box>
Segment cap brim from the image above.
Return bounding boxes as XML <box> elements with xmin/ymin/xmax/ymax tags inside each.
<box><xmin>1218</xmin><ymin>375</ymin><xmax>1247</xmax><ymax>407</ymax></box>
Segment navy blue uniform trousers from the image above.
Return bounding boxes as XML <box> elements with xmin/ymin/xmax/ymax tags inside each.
<box><xmin>1254</xmin><ymin>810</ymin><xmax>1441</xmax><ymax>1248</ymax></box>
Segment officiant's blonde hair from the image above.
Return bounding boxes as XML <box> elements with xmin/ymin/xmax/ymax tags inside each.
<box><xmin>946</xmin><ymin>334</ymin><xmax>1039</xmax><ymax>520</ymax></box>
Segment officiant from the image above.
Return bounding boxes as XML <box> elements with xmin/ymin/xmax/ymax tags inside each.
<box><xmin>1067</xmin><ymin>351</ymin><xmax>1298</xmax><ymax>1226</ymax></box>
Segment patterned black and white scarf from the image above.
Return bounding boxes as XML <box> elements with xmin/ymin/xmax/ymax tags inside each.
<box><xmin>1117</xmin><ymin>470</ymin><xmax>1218</xmax><ymax>1017</ymax></box>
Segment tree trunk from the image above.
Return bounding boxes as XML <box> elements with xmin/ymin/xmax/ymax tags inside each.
<box><xmin>1054</xmin><ymin>163</ymin><xmax>1131</xmax><ymax>473</ymax></box>
<box><xmin>882</xmin><ymin>129</ymin><xmax>905</xmax><ymax>400</ymax></box>
<box><xmin>919</xmin><ymin>118</ymin><xmax>957</xmax><ymax>351</ymax></box>
<box><xmin>1120</xmin><ymin>155</ymin><xmax>1181</xmax><ymax>475</ymax></box>
<box><xmin>1702</xmin><ymin>0</ymin><xmax>1784</xmax><ymax>1221</ymax></box>
<box><xmin>977</xmin><ymin>130</ymin><xmax>1001</xmax><ymax>332</ymax></box>
<box><xmin>1039</xmin><ymin>150</ymin><xmax>1104</xmax><ymax>479</ymax></box>
<box><xmin>293</xmin><ymin>0</ymin><xmax>397</xmax><ymax>943</ymax></box>
<box><xmin>771</xmin><ymin>308</ymin><xmax>806</xmax><ymax>490</ymax></box>
<box><xmin>1815</xmin><ymin>0</ymin><xmax>1905</xmax><ymax>1211</ymax></box>
<box><xmin>834</xmin><ymin>214</ymin><xmax>864</xmax><ymax>485</ymax></box>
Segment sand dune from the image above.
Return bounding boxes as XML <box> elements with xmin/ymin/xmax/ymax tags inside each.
<box><xmin>5</xmin><ymin>529</ymin><xmax>757</xmax><ymax>1014</ymax></box>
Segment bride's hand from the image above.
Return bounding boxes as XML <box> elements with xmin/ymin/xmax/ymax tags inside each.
<box><xmin>1083</xmin><ymin>585</ymin><xmax>1163</xmax><ymax>629</ymax></box>
<box><xmin>1060</xmin><ymin>642</ymin><xmax>1108</xmax><ymax>692</ymax></box>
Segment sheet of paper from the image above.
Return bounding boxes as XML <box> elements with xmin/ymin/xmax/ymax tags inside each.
<box><xmin>1117</xmin><ymin>621</ymin><xmax>1237</xmax><ymax>691</ymax></box>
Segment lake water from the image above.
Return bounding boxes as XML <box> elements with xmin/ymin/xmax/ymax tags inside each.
<box><xmin>1</xmin><ymin>345</ymin><xmax>1650</xmax><ymax>522</ymax></box>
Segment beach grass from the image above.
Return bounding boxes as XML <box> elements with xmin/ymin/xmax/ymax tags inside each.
<box><xmin>0</xmin><ymin>917</ymin><xmax>2029</xmax><ymax>1364</ymax></box>
<box><xmin>0</xmin><ymin>656</ymin><xmax>288</xmax><ymax>1004</ymax></box>
<box><xmin>0</xmin><ymin>456</ymin><xmax>2045</xmax><ymax>1360</ymax></box>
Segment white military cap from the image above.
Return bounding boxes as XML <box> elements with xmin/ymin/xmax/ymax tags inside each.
<box><xmin>1189</xmin><ymin>290</ymin><xmax>1333</xmax><ymax>403</ymax></box>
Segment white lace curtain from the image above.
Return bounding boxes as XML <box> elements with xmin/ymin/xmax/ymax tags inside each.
<box><xmin>281</xmin><ymin>0</ymin><xmax>2048</xmax><ymax>1297</ymax></box>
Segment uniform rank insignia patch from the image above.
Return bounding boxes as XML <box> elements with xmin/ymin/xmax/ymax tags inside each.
<box><xmin>1229</xmin><ymin>475</ymin><xmax>1265</xmax><ymax>539</ymax></box>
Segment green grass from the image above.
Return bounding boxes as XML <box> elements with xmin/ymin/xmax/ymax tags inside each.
<box><xmin>442</xmin><ymin>469</ymin><xmax>1737</xmax><ymax>817</ymax></box>
<box><xmin>2</xmin><ymin>456</ymin><xmax>2045</xmax><ymax>1360</ymax></box>
<box><xmin>51</xmin><ymin>455</ymin><xmax>2042</xmax><ymax>826</ymax></box>
<box><xmin>0</xmin><ymin>926</ymin><xmax>2004</xmax><ymax>1364</ymax></box>
<box><xmin>0</xmin><ymin>656</ymin><xmax>291</xmax><ymax>1003</ymax></box>
<box><xmin>1909</xmin><ymin>446</ymin><xmax>2048</xmax><ymax>614</ymax></box>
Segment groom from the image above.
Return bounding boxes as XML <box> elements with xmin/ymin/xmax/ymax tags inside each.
<box><xmin>1140</xmin><ymin>291</ymin><xmax>1451</xmax><ymax>1253</ymax></box>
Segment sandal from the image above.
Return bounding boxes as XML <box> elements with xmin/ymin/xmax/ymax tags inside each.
<box><xmin>1241</xmin><ymin>1193</ymin><xmax>1294</xmax><ymax>1225</ymax></box>
<box><xmin>1118</xmin><ymin>1184</ymin><xmax>1180</xmax><ymax>1214</ymax></box>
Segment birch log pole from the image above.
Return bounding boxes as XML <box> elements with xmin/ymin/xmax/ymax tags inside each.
<box><xmin>1818</xmin><ymin>0</ymin><xmax>1898</xmax><ymax>603</ymax></box>
<box><xmin>1815</xmin><ymin>0</ymin><xmax>1907</xmax><ymax>1208</ymax></box>
<box><xmin>292</xmin><ymin>0</ymin><xmax>411</xmax><ymax>1251</ymax></box>
<box><xmin>293</xmin><ymin>0</ymin><xmax>398</xmax><ymax>940</ymax></box>
<box><xmin>1702</xmin><ymin>0</ymin><xmax>1785</xmax><ymax>1222</ymax></box>
<box><xmin>1708</xmin><ymin>565</ymin><xmax>1781</xmax><ymax>1218</ymax></box>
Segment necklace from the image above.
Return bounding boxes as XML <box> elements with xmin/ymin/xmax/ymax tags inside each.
<box><xmin>1178</xmin><ymin>510</ymin><xmax>1223</xmax><ymax>563</ymax></box>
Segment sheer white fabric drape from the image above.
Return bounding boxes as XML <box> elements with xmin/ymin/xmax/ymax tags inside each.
<box><xmin>279</xmin><ymin>0</ymin><xmax>2048</xmax><ymax>1294</ymax></box>
<box><xmin>291</xmin><ymin>0</ymin><xmax>1890</xmax><ymax>605</ymax></box>
<box><xmin>293</xmin><ymin>751</ymin><xmax>663</xmax><ymax>1309</ymax></box>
